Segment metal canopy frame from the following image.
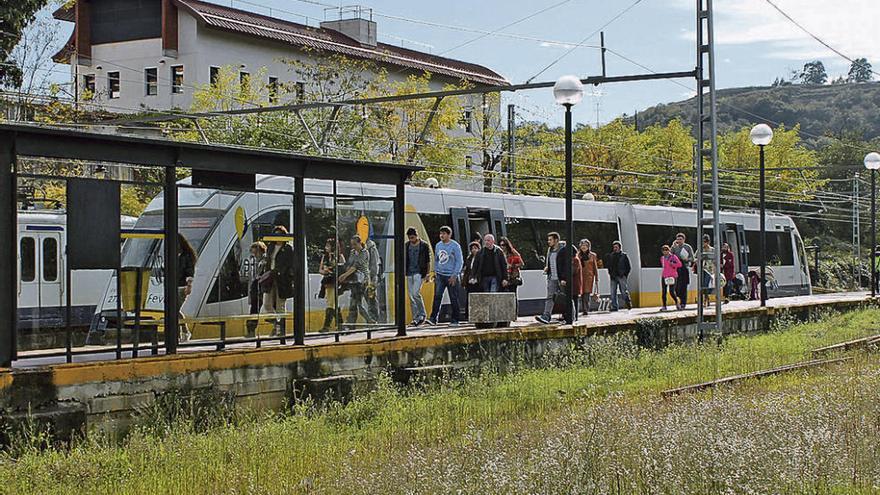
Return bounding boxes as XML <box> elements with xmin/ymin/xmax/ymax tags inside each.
<box><xmin>0</xmin><ymin>123</ymin><xmax>420</xmax><ymax>367</ymax></box>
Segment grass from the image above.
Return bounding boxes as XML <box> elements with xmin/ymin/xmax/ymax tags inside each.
<box><xmin>1</xmin><ymin>308</ymin><xmax>880</xmax><ymax>494</ymax></box>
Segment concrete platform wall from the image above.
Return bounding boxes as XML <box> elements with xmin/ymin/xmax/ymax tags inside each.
<box><xmin>0</xmin><ymin>297</ymin><xmax>873</xmax><ymax>439</ymax></box>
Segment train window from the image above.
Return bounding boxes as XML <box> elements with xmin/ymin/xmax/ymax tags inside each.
<box><xmin>575</xmin><ymin>221</ymin><xmax>619</xmax><ymax>265</ymax></box>
<box><xmin>637</xmin><ymin>225</ymin><xmax>679</xmax><ymax>268</ymax></box>
<box><xmin>20</xmin><ymin>237</ymin><xmax>35</xmax><ymax>282</ymax></box>
<box><xmin>419</xmin><ymin>213</ymin><xmax>448</xmax><ymax>248</ymax></box>
<box><xmin>745</xmin><ymin>230</ymin><xmax>794</xmax><ymax>266</ymax></box>
<box><xmin>42</xmin><ymin>237</ymin><xmax>58</xmax><ymax>282</ymax></box>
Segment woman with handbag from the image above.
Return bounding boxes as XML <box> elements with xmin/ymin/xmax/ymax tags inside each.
<box><xmin>660</xmin><ymin>244</ymin><xmax>682</xmax><ymax>311</ymax></box>
<box><xmin>318</xmin><ymin>238</ymin><xmax>345</xmax><ymax>332</ymax></box>
<box><xmin>577</xmin><ymin>239</ymin><xmax>600</xmax><ymax>316</ymax></box>
<box><xmin>499</xmin><ymin>237</ymin><xmax>523</xmax><ymax>293</ymax></box>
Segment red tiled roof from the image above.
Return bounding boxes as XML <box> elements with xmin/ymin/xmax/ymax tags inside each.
<box><xmin>173</xmin><ymin>0</ymin><xmax>509</xmax><ymax>86</ymax></box>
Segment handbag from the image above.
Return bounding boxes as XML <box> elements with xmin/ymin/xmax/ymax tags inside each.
<box><xmin>258</xmin><ymin>270</ymin><xmax>274</xmax><ymax>292</ymax></box>
<box><xmin>664</xmin><ymin>276</ymin><xmax>676</xmax><ymax>286</ymax></box>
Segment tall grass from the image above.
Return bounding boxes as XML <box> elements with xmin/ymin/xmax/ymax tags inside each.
<box><xmin>1</xmin><ymin>308</ymin><xmax>879</xmax><ymax>494</ymax></box>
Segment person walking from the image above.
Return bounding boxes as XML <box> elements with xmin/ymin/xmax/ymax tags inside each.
<box><xmin>536</xmin><ymin>232</ymin><xmax>575</xmax><ymax>324</ymax></box>
<box><xmin>470</xmin><ymin>234</ymin><xmax>508</xmax><ymax>292</ymax></box>
<box><xmin>428</xmin><ymin>226</ymin><xmax>464</xmax><ymax>326</ymax></box>
<box><xmin>340</xmin><ymin>235</ymin><xmax>376</xmax><ymax>328</ymax></box>
<box><xmin>660</xmin><ymin>244</ymin><xmax>682</xmax><ymax>311</ymax></box>
<box><xmin>262</xmin><ymin>226</ymin><xmax>294</xmax><ymax>336</ymax></box>
<box><xmin>698</xmin><ymin>234</ymin><xmax>715</xmax><ymax>308</ymax></box>
<box><xmin>577</xmin><ymin>239</ymin><xmax>600</xmax><ymax>316</ymax></box>
<box><xmin>462</xmin><ymin>240</ymin><xmax>481</xmax><ymax>321</ymax></box>
<box><xmin>721</xmin><ymin>242</ymin><xmax>736</xmax><ymax>303</ymax></box>
<box><xmin>177</xmin><ymin>233</ymin><xmax>198</xmax><ymax>342</ymax></box>
<box><xmin>604</xmin><ymin>240</ymin><xmax>632</xmax><ymax>312</ymax></box>
<box><xmin>318</xmin><ymin>238</ymin><xmax>345</xmax><ymax>332</ymax></box>
<box><xmin>364</xmin><ymin>237</ymin><xmax>382</xmax><ymax>323</ymax></box>
<box><xmin>570</xmin><ymin>245</ymin><xmax>583</xmax><ymax>317</ymax></box>
<box><xmin>246</xmin><ymin>241</ymin><xmax>268</xmax><ymax>337</ymax></box>
<box><xmin>404</xmin><ymin>227</ymin><xmax>430</xmax><ymax>326</ymax></box>
<box><xmin>671</xmin><ymin>232</ymin><xmax>695</xmax><ymax>310</ymax></box>
<box><xmin>499</xmin><ymin>236</ymin><xmax>523</xmax><ymax>295</ymax></box>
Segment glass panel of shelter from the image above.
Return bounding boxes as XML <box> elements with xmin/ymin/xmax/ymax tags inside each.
<box><xmin>192</xmin><ymin>183</ymin><xmax>296</xmax><ymax>345</ymax></box>
<box><xmin>334</xmin><ymin>184</ymin><xmax>396</xmax><ymax>334</ymax></box>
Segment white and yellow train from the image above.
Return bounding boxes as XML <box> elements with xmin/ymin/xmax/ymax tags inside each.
<box><xmin>88</xmin><ymin>176</ymin><xmax>811</xmax><ymax>337</ymax></box>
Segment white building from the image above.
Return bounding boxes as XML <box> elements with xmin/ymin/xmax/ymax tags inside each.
<box><xmin>52</xmin><ymin>0</ymin><xmax>508</xmax><ymax>187</ymax></box>
<box><xmin>52</xmin><ymin>0</ymin><xmax>507</xmax><ymax>112</ymax></box>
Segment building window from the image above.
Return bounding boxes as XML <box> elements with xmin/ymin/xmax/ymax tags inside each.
<box><xmin>82</xmin><ymin>74</ymin><xmax>96</xmax><ymax>96</ymax></box>
<box><xmin>267</xmin><ymin>76</ymin><xmax>279</xmax><ymax>103</ymax></box>
<box><xmin>460</xmin><ymin>109</ymin><xmax>474</xmax><ymax>132</ymax></box>
<box><xmin>210</xmin><ymin>66</ymin><xmax>220</xmax><ymax>87</ymax></box>
<box><xmin>295</xmin><ymin>81</ymin><xmax>305</xmax><ymax>104</ymax></box>
<box><xmin>144</xmin><ymin>67</ymin><xmax>157</xmax><ymax>96</ymax></box>
<box><xmin>239</xmin><ymin>71</ymin><xmax>250</xmax><ymax>93</ymax></box>
<box><xmin>107</xmin><ymin>71</ymin><xmax>120</xmax><ymax>99</ymax></box>
<box><xmin>171</xmin><ymin>65</ymin><xmax>184</xmax><ymax>94</ymax></box>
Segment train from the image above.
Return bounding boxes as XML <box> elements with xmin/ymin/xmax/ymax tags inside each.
<box><xmin>75</xmin><ymin>176</ymin><xmax>811</xmax><ymax>339</ymax></box>
<box><xmin>16</xmin><ymin>208</ymin><xmax>137</xmax><ymax>348</ymax></box>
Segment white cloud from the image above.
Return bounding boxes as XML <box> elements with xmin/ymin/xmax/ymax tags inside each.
<box><xmin>539</xmin><ymin>41</ymin><xmax>575</xmax><ymax>49</ymax></box>
<box><xmin>673</xmin><ymin>0</ymin><xmax>880</xmax><ymax>62</ymax></box>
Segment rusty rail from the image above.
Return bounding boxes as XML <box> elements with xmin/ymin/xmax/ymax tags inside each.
<box><xmin>811</xmin><ymin>334</ymin><xmax>880</xmax><ymax>358</ymax></box>
<box><xmin>661</xmin><ymin>357</ymin><xmax>852</xmax><ymax>398</ymax></box>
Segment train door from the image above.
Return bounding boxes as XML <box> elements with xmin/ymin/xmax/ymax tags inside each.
<box><xmin>39</xmin><ymin>233</ymin><xmax>63</xmax><ymax>312</ymax></box>
<box><xmin>18</xmin><ymin>235</ymin><xmax>38</xmax><ymax>308</ymax></box>
<box><xmin>450</xmin><ymin>208</ymin><xmax>470</xmax><ymax>245</ymax></box>
<box><xmin>451</xmin><ymin>207</ymin><xmax>506</xmax><ymax>244</ymax></box>
<box><xmin>723</xmin><ymin>223</ymin><xmax>748</xmax><ymax>275</ymax></box>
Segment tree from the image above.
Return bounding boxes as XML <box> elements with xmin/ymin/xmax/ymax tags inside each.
<box><xmin>4</xmin><ymin>16</ymin><xmax>62</xmax><ymax>120</ymax></box>
<box><xmin>171</xmin><ymin>56</ymin><xmax>467</xmax><ymax>185</ymax></box>
<box><xmin>0</xmin><ymin>0</ymin><xmax>50</xmax><ymax>88</ymax></box>
<box><xmin>717</xmin><ymin>124</ymin><xmax>826</xmax><ymax>208</ymax></box>
<box><xmin>799</xmin><ymin>61</ymin><xmax>828</xmax><ymax>86</ymax></box>
<box><xmin>847</xmin><ymin>58</ymin><xmax>873</xmax><ymax>83</ymax></box>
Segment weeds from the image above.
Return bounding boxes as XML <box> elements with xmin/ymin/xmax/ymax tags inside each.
<box><xmin>1</xmin><ymin>309</ymin><xmax>880</xmax><ymax>494</ymax></box>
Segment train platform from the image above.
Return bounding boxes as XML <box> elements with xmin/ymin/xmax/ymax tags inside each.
<box><xmin>11</xmin><ymin>291</ymin><xmax>870</xmax><ymax>368</ymax></box>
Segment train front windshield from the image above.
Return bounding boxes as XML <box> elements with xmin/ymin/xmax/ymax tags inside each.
<box><xmin>121</xmin><ymin>209</ymin><xmax>225</xmax><ymax>268</ymax></box>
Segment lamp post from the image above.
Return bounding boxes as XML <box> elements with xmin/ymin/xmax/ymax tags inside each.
<box><xmin>750</xmin><ymin>123</ymin><xmax>773</xmax><ymax>307</ymax></box>
<box><xmin>554</xmin><ymin>75</ymin><xmax>583</xmax><ymax>324</ymax></box>
<box><xmin>865</xmin><ymin>152</ymin><xmax>880</xmax><ymax>297</ymax></box>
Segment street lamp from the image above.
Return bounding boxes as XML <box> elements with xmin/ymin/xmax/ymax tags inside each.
<box><xmin>750</xmin><ymin>123</ymin><xmax>773</xmax><ymax>307</ymax></box>
<box><xmin>865</xmin><ymin>152</ymin><xmax>880</xmax><ymax>297</ymax></box>
<box><xmin>554</xmin><ymin>75</ymin><xmax>583</xmax><ymax>324</ymax></box>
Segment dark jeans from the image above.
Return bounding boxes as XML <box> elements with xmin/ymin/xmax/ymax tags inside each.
<box><xmin>347</xmin><ymin>283</ymin><xmax>376</xmax><ymax>325</ymax></box>
<box><xmin>430</xmin><ymin>274</ymin><xmax>461</xmax><ymax>323</ymax></box>
<box><xmin>661</xmin><ymin>280</ymin><xmax>678</xmax><ymax>307</ymax></box>
<box><xmin>675</xmin><ymin>266</ymin><xmax>690</xmax><ymax>306</ymax></box>
<box><xmin>481</xmin><ymin>276</ymin><xmax>500</xmax><ymax>292</ymax></box>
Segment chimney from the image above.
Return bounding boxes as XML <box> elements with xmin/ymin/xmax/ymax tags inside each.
<box><xmin>320</xmin><ymin>6</ymin><xmax>377</xmax><ymax>47</ymax></box>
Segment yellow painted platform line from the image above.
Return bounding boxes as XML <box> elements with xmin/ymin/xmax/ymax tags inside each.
<box><xmin>121</xmin><ymin>233</ymin><xmax>165</xmax><ymax>239</ymax></box>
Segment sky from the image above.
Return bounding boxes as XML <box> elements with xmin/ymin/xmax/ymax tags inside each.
<box><xmin>33</xmin><ymin>0</ymin><xmax>880</xmax><ymax>128</ymax></box>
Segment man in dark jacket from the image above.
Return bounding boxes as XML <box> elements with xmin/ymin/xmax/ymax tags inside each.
<box><xmin>603</xmin><ymin>240</ymin><xmax>632</xmax><ymax>311</ymax></box>
<box><xmin>536</xmin><ymin>232</ymin><xmax>575</xmax><ymax>324</ymax></box>
<box><xmin>469</xmin><ymin>234</ymin><xmax>508</xmax><ymax>292</ymax></box>
<box><xmin>404</xmin><ymin>227</ymin><xmax>431</xmax><ymax>326</ymax></box>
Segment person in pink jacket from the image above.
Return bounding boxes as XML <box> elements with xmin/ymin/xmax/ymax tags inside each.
<box><xmin>660</xmin><ymin>244</ymin><xmax>682</xmax><ymax>311</ymax></box>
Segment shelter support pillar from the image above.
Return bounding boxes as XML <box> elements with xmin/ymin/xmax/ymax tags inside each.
<box><xmin>0</xmin><ymin>133</ymin><xmax>15</xmax><ymax>367</ymax></box>
<box><xmin>395</xmin><ymin>181</ymin><xmax>406</xmax><ymax>337</ymax></box>
<box><xmin>294</xmin><ymin>177</ymin><xmax>306</xmax><ymax>345</ymax></box>
<box><xmin>164</xmin><ymin>165</ymin><xmax>179</xmax><ymax>354</ymax></box>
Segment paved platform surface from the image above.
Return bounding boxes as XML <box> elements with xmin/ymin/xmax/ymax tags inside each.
<box><xmin>11</xmin><ymin>292</ymin><xmax>869</xmax><ymax>368</ymax></box>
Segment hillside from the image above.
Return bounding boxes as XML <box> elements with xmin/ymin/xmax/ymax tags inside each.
<box><xmin>633</xmin><ymin>82</ymin><xmax>880</xmax><ymax>144</ymax></box>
